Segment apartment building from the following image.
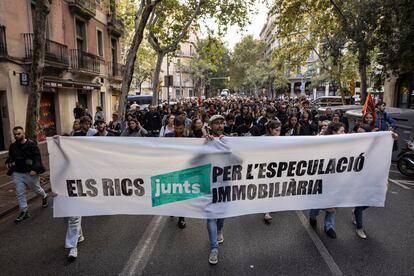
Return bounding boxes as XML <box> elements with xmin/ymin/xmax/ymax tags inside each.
<box><xmin>137</xmin><ymin>33</ymin><xmax>197</xmax><ymax>101</ymax></box>
<box><xmin>0</xmin><ymin>0</ymin><xmax>124</xmax><ymax>149</ymax></box>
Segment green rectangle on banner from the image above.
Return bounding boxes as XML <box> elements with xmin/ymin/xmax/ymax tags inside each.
<box><xmin>151</xmin><ymin>164</ymin><xmax>212</xmax><ymax>207</ymax></box>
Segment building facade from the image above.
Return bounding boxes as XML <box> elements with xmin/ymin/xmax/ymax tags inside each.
<box><xmin>135</xmin><ymin>33</ymin><xmax>197</xmax><ymax>101</ymax></box>
<box><xmin>260</xmin><ymin>13</ymin><xmax>334</xmax><ymax>99</ymax></box>
<box><xmin>0</xmin><ymin>0</ymin><xmax>124</xmax><ymax>149</ymax></box>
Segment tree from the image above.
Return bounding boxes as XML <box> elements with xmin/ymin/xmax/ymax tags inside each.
<box><xmin>182</xmin><ymin>36</ymin><xmax>231</xmax><ymax>98</ymax></box>
<box><xmin>230</xmin><ymin>36</ymin><xmax>271</xmax><ymax>95</ymax></box>
<box><xmin>118</xmin><ymin>0</ymin><xmax>162</xmax><ymax>123</ymax></box>
<box><xmin>132</xmin><ymin>40</ymin><xmax>156</xmax><ymax>94</ymax></box>
<box><xmin>147</xmin><ymin>0</ymin><xmax>255</xmax><ymax>105</ymax></box>
<box><xmin>25</xmin><ymin>0</ymin><xmax>50</xmax><ymax>140</ymax></box>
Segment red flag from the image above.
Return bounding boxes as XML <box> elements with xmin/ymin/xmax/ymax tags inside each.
<box><xmin>362</xmin><ymin>92</ymin><xmax>376</xmax><ymax>121</ymax></box>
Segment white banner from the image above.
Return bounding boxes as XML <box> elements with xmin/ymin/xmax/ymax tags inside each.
<box><xmin>47</xmin><ymin>132</ymin><xmax>393</xmax><ymax>218</ymax></box>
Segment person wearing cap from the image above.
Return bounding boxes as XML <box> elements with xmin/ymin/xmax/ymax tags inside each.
<box><xmin>107</xmin><ymin>113</ymin><xmax>122</xmax><ymax>136</ymax></box>
<box><xmin>121</xmin><ymin>117</ymin><xmax>148</xmax><ymax>137</ymax></box>
<box><xmin>94</xmin><ymin>120</ymin><xmax>114</xmax><ymax>136</ymax></box>
<box><xmin>206</xmin><ymin>114</ymin><xmax>226</xmax><ymax>265</ymax></box>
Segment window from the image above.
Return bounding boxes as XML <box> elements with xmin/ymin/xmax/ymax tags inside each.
<box><xmin>189</xmin><ymin>89</ymin><xmax>194</xmax><ymax>97</ymax></box>
<box><xmin>111</xmin><ymin>38</ymin><xmax>117</xmax><ymax>63</ymax></box>
<box><xmin>176</xmin><ymin>89</ymin><xmax>181</xmax><ymax>99</ymax></box>
<box><xmin>97</xmin><ymin>30</ymin><xmax>103</xmax><ymax>56</ymax></box>
<box><xmin>76</xmin><ymin>19</ymin><xmax>86</xmax><ymax>51</ymax></box>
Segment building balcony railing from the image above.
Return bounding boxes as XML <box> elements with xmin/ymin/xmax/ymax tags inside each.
<box><xmin>107</xmin><ymin>15</ymin><xmax>124</xmax><ymax>38</ymax></box>
<box><xmin>22</xmin><ymin>33</ymin><xmax>69</xmax><ymax>67</ymax></box>
<box><xmin>108</xmin><ymin>62</ymin><xmax>124</xmax><ymax>78</ymax></box>
<box><xmin>70</xmin><ymin>49</ymin><xmax>100</xmax><ymax>74</ymax></box>
<box><xmin>0</xmin><ymin>25</ymin><xmax>7</xmax><ymax>56</ymax></box>
<box><xmin>68</xmin><ymin>0</ymin><xmax>96</xmax><ymax>20</ymax></box>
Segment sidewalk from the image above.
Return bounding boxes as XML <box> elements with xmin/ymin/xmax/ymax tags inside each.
<box><xmin>0</xmin><ymin>143</ymin><xmax>50</xmax><ymax>218</ymax></box>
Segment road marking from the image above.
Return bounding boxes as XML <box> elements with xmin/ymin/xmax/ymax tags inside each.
<box><xmin>0</xmin><ymin>180</ymin><xmax>14</xmax><ymax>188</ymax></box>
<box><xmin>389</xmin><ymin>179</ymin><xmax>411</xmax><ymax>190</ymax></box>
<box><xmin>389</xmin><ymin>170</ymin><xmax>400</xmax><ymax>174</ymax></box>
<box><xmin>296</xmin><ymin>211</ymin><xmax>343</xmax><ymax>276</ymax></box>
<box><xmin>119</xmin><ymin>216</ymin><xmax>167</xmax><ymax>276</ymax></box>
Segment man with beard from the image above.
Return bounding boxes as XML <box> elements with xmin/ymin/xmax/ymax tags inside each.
<box><xmin>6</xmin><ymin>126</ymin><xmax>48</xmax><ymax>223</ymax></box>
<box><xmin>94</xmin><ymin>120</ymin><xmax>114</xmax><ymax>136</ymax></box>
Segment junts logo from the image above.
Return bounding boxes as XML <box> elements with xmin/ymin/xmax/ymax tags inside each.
<box><xmin>151</xmin><ymin>164</ymin><xmax>212</xmax><ymax>207</ymax></box>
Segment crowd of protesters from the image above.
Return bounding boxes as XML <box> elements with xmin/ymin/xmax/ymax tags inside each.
<box><xmin>8</xmin><ymin>95</ymin><xmax>398</xmax><ymax>264</ymax></box>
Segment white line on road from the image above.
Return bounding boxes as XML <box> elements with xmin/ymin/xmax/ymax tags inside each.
<box><xmin>296</xmin><ymin>211</ymin><xmax>343</xmax><ymax>276</ymax></box>
<box><xmin>389</xmin><ymin>179</ymin><xmax>411</xmax><ymax>190</ymax></box>
<box><xmin>119</xmin><ymin>216</ymin><xmax>167</xmax><ymax>276</ymax></box>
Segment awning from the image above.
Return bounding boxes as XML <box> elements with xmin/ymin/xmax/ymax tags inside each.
<box><xmin>43</xmin><ymin>79</ymin><xmax>101</xmax><ymax>91</ymax></box>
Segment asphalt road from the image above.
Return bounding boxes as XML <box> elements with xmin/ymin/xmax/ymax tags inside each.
<box><xmin>0</xmin><ymin>165</ymin><xmax>413</xmax><ymax>276</ymax></box>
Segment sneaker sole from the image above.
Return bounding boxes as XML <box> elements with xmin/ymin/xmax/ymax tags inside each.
<box><xmin>218</xmin><ymin>239</ymin><xmax>224</xmax><ymax>244</ymax></box>
<box><xmin>209</xmin><ymin>260</ymin><xmax>218</xmax><ymax>265</ymax></box>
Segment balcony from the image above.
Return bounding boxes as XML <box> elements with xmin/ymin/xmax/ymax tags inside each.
<box><xmin>68</xmin><ymin>0</ymin><xmax>96</xmax><ymax>20</ymax></box>
<box><xmin>108</xmin><ymin>62</ymin><xmax>124</xmax><ymax>79</ymax></box>
<box><xmin>22</xmin><ymin>33</ymin><xmax>69</xmax><ymax>67</ymax></box>
<box><xmin>70</xmin><ymin>49</ymin><xmax>100</xmax><ymax>74</ymax></box>
<box><xmin>0</xmin><ymin>25</ymin><xmax>7</xmax><ymax>56</ymax></box>
<box><xmin>107</xmin><ymin>15</ymin><xmax>124</xmax><ymax>38</ymax></box>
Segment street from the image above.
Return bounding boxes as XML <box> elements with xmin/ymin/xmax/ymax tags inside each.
<box><xmin>0</xmin><ymin>164</ymin><xmax>413</xmax><ymax>276</ymax></box>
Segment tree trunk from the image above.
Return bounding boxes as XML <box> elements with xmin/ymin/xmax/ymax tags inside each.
<box><xmin>118</xmin><ymin>0</ymin><xmax>160</xmax><ymax>122</ymax></box>
<box><xmin>25</xmin><ymin>0</ymin><xmax>50</xmax><ymax>140</ymax></box>
<box><xmin>152</xmin><ymin>51</ymin><xmax>165</xmax><ymax>105</ymax></box>
<box><xmin>358</xmin><ymin>53</ymin><xmax>368</xmax><ymax>104</ymax></box>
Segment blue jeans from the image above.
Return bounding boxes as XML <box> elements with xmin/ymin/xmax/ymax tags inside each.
<box><xmin>309</xmin><ymin>209</ymin><xmax>335</xmax><ymax>231</ymax></box>
<box><xmin>354</xmin><ymin>206</ymin><xmax>369</xmax><ymax>229</ymax></box>
<box><xmin>207</xmin><ymin>219</ymin><xmax>224</xmax><ymax>250</ymax></box>
<box><xmin>13</xmin><ymin>172</ymin><xmax>47</xmax><ymax>212</ymax></box>
<box><xmin>65</xmin><ymin>216</ymin><xmax>83</xmax><ymax>249</ymax></box>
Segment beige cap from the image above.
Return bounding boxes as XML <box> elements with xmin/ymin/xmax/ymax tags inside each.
<box><xmin>209</xmin><ymin>115</ymin><xmax>225</xmax><ymax>125</ymax></box>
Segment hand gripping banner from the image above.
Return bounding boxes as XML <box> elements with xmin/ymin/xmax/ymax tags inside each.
<box><xmin>47</xmin><ymin>132</ymin><xmax>393</xmax><ymax>218</ymax></box>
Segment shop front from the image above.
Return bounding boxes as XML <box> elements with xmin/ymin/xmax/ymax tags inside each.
<box><xmin>396</xmin><ymin>73</ymin><xmax>414</xmax><ymax>109</ymax></box>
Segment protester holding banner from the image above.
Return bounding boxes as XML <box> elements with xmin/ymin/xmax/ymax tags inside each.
<box><xmin>282</xmin><ymin>114</ymin><xmax>303</xmax><ymax>136</ymax></box>
<box><xmin>263</xmin><ymin>120</ymin><xmax>282</xmax><ymax>224</ymax></box>
<box><xmin>206</xmin><ymin>115</ymin><xmax>226</xmax><ymax>265</ymax></box>
<box><xmin>309</xmin><ymin>122</ymin><xmax>345</xmax><ymax>239</ymax></box>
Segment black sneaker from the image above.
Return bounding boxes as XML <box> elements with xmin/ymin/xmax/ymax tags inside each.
<box><xmin>326</xmin><ymin>228</ymin><xmax>337</xmax><ymax>239</ymax></box>
<box><xmin>309</xmin><ymin>218</ymin><xmax>317</xmax><ymax>228</ymax></box>
<box><xmin>14</xmin><ymin>211</ymin><xmax>30</xmax><ymax>223</ymax></box>
<box><xmin>177</xmin><ymin>217</ymin><xmax>186</xmax><ymax>229</ymax></box>
<box><xmin>42</xmin><ymin>195</ymin><xmax>49</xmax><ymax>208</ymax></box>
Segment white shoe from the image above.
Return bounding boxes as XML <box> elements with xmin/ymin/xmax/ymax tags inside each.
<box><xmin>78</xmin><ymin>235</ymin><xmax>85</xmax><ymax>243</ymax></box>
<box><xmin>208</xmin><ymin>249</ymin><xmax>218</xmax><ymax>265</ymax></box>
<box><xmin>356</xmin><ymin>229</ymin><xmax>367</xmax><ymax>239</ymax></box>
<box><xmin>68</xmin><ymin>247</ymin><xmax>78</xmax><ymax>261</ymax></box>
<box><xmin>264</xmin><ymin>213</ymin><xmax>272</xmax><ymax>222</ymax></box>
<box><xmin>217</xmin><ymin>231</ymin><xmax>224</xmax><ymax>244</ymax></box>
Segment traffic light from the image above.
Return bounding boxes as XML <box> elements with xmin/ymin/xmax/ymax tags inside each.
<box><xmin>348</xmin><ymin>79</ymin><xmax>355</xmax><ymax>95</ymax></box>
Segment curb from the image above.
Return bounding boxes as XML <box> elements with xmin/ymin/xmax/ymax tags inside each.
<box><xmin>0</xmin><ymin>174</ymin><xmax>51</xmax><ymax>219</ymax></box>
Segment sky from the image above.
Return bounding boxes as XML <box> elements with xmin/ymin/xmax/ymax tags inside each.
<box><xmin>223</xmin><ymin>1</ymin><xmax>269</xmax><ymax>49</ymax></box>
<box><xmin>200</xmin><ymin>1</ymin><xmax>270</xmax><ymax>50</ymax></box>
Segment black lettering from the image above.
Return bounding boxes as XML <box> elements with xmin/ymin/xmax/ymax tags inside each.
<box><xmin>347</xmin><ymin>157</ymin><xmax>355</xmax><ymax>172</ymax></box>
<box><xmin>121</xmin><ymin>178</ymin><xmax>133</xmax><ymax>196</ymax></box>
<box><xmin>325</xmin><ymin>159</ymin><xmax>336</xmax><ymax>174</ymax></box>
<box><xmin>212</xmin><ymin>188</ymin><xmax>218</xmax><ymax>203</ymax></box>
<box><xmin>232</xmin><ymin>185</ymin><xmax>246</xmax><ymax>201</ymax></box>
<box><xmin>277</xmin><ymin>162</ymin><xmax>288</xmax><ymax>177</ymax></box>
<box><xmin>114</xmin><ymin>178</ymin><xmax>121</xmax><ymax>196</ymax></box>
<box><xmin>281</xmin><ymin>181</ymin><xmax>287</xmax><ymax>196</ymax></box>
<box><xmin>258</xmin><ymin>163</ymin><xmax>267</xmax><ymax>179</ymax></box>
<box><xmin>232</xmin><ymin>165</ymin><xmax>243</xmax><ymax>181</ymax></box>
<box><xmin>286</xmin><ymin>179</ymin><xmax>297</xmax><ymax>196</ymax></box>
<box><xmin>102</xmin><ymin>178</ymin><xmax>115</xmax><ymax>196</ymax></box>
<box><xmin>218</xmin><ymin>186</ymin><xmax>232</xmax><ymax>202</ymax></box>
<box><xmin>307</xmin><ymin>160</ymin><xmax>318</xmax><ymax>175</ymax></box>
<box><xmin>287</xmin><ymin>162</ymin><xmax>296</xmax><ymax>177</ymax></box>
<box><xmin>313</xmin><ymin>180</ymin><xmax>323</xmax><ymax>194</ymax></box>
<box><xmin>266</xmin><ymin>162</ymin><xmax>277</xmax><ymax>178</ymax></box>
<box><xmin>247</xmin><ymin>184</ymin><xmax>257</xmax><ymax>200</ymax></box>
<box><xmin>76</xmin><ymin>179</ymin><xmax>87</xmax><ymax>197</ymax></box>
<box><xmin>307</xmin><ymin>180</ymin><xmax>314</xmax><ymax>194</ymax></box>
<box><xmin>274</xmin><ymin>182</ymin><xmax>281</xmax><ymax>197</ymax></box>
<box><xmin>246</xmin><ymin>164</ymin><xmax>254</xmax><ymax>180</ymax></box>
<box><xmin>85</xmin><ymin>179</ymin><xmax>98</xmax><ymax>197</ymax></box>
<box><xmin>296</xmin><ymin>161</ymin><xmax>307</xmax><ymax>176</ymax></box>
<box><xmin>297</xmin><ymin>180</ymin><xmax>307</xmax><ymax>195</ymax></box>
<box><xmin>268</xmin><ymin>182</ymin><xmax>274</xmax><ymax>198</ymax></box>
<box><xmin>258</xmin><ymin>184</ymin><xmax>268</xmax><ymax>198</ymax></box>
<box><xmin>336</xmin><ymin>157</ymin><xmax>348</xmax><ymax>173</ymax></box>
<box><xmin>317</xmin><ymin>159</ymin><xmax>325</xmax><ymax>174</ymax></box>
<box><xmin>213</xmin><ymin>166</ymin><xmax>223</xmax><ymax>183</ymax></box>
<box><xmin>66</xmin><ymin>180</ymin><xmax>77</xmax><ymax>197</ymax></box>
<box><xmin>133</xmin><ymin>178</ymin><xmax>145</xmax><ymax>196</ymax></box>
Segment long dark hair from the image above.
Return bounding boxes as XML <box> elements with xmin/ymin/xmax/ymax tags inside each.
<box><xmin>325</xmin><ymin>122</ymin><xmax>344</xmax><ymax>135</ymax></box>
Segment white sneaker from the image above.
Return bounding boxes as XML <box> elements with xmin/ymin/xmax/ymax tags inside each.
<box><xmin>208</xmin><ymin>249</ymin><xmax>218</xmax><ymax>265</ymax></box>
<box><xmin>356</xmin><ymin>229</ymin><xmax>367</xmax><ymax>239</ymax></box>
<box><xmin>78</xmin><ymin>235</ymin><xmax>85</xmax><ymax>243</ymax></box>
<box><xmin>217</xmin><ymin>231</ymin><xmax>224</xmax><ymax>244</ymax></box>
<box><xmin>68</xmin><ymin>247</ymin><xmax>78</xmax><ymax>261</ymax></box>
<box><xmin>264</xmin><ymin>213</ymin><xmax>272</xmax><ymax>222</ymax></box>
